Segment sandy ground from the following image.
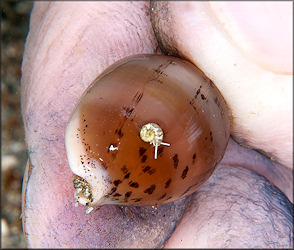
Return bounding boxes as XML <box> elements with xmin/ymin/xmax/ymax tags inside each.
<box><xmin>1</xmin><ymin>1</ymin><xmax>33</xmax><ymax>248</ymax></box>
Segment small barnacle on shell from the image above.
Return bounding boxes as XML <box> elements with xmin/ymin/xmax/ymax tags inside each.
<box><xmin>140</xmin><ymin>123</ymin><xmax>170</xmax><ymax>159</ymax></box>
<box><xmin>65</xmin><ymin>54</ymin><xmax>230</xmax><ymax>214</ymax></box>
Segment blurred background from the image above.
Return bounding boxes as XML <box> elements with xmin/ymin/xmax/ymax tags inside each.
<box><xmin>1</xmin><ymin>1</ymin><xmax>33</xmax><ymax>248</ymax></box>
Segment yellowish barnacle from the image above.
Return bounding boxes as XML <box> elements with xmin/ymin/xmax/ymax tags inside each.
<box><xmin>140</xmin><ymin>123</ymin><xmax>170</xmax><ymax>159</ymax></box>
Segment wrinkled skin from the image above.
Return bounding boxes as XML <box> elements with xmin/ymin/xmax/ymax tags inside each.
<box><xmin>21</xmin><ymin>1</ymin><xmax>293</xmax><ymax>248</ymax></box>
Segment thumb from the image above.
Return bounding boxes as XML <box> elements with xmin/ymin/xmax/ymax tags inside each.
<box><xmin>151</xmin><ymin>1</ymin><xmax>293</xmax><ymax>169</ymax></box>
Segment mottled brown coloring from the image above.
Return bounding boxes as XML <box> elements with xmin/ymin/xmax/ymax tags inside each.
<box><xmin>165</xmin><ymin>179</ymin><xmax>171</xmax><ymax>189</ymax></box>
<box><xmin>129</xmin><ymin>181</ymin><xmax>139</xmax><ymax>188</ymax></box>
<box><xmin>142</xmin><ymin>166</ymin><xmax>151</xmax><ymax>173</ymax></box>
<box><xmin>181</xmin><ymin>166</ymin><xmax>189</xmax><ymax>179</ymax></box>
<box><xmin>214</xmin><ymin>97</ymin><xmax>220</xmax><ymax>107</ymax></box>
<box><xmin>125</xmin><ymin>191</ymin><xmax>132</xmax><ymax>198</ymax></box>
<box><xmin>115</xmin><ymin>128</ymin><xmax>124</xmax><ymax>138</ymax></box>
<box><xmin>158</xmin><ymin>147</ymin><xmax>164</xmax><ymax>156</ymax></box>
<box><xmin>172</xmin><ymin>154</ymin><xmax>179</xmax><ymax>169</ymax></box>
<box><xmin>133</xmin><ymin>91</ymin><xmax>144</xmax><ymax>104</ymax></box>
<box><xmin>210</xmin><ymin>131</ymin><xmax>213</xmax><ymax>142</ymax></box>
<box><xmin>114</xmin><ymin>180</ymin><xmax>122</xmax><ymax>186</ymax></box>
<box><xmin>121</xmin><ymin>165</ymin><xmax>128</xmax><ymax>174</ymax></box>
<box><xmin>192</xmin><ymin>153</ymin><xmax>196</xmax><ymax>164</ymax></box>
<box><xmin>148</xmin><ymin>168</ymin><xmax>156</xmax><ymax>175</ymax></box>
<box><xmin>101</xmin><ymin>161</ymin><xmax>108</xmax><ymax>169</ymax></box>
<box><xmin>109</xmin><ymin>187</ymin><xmax>117</xmax><ymax>195</ymax></box>
<box><xmin>158</xmin><ymin>193</ymin><xmax>167</xmax><ymax>200</ymax></box>
<box><xmin>139</xmin><ymin>147</ymin><xmax>147</xmax><ymax>156</ymax></box>
<box><xmin>131</xmin><ymin>198</ymin><xmax>142</xmax><ymax>202</ymax></box>
<box><xmin>141</xmin><ymin>155</ymin><xmax>148</xmax><ymax>163</ymax></box>
<box><xmin>144</xmin><ymin>184</ymin><xmax>156</xmax><ymax>194</ymax></box>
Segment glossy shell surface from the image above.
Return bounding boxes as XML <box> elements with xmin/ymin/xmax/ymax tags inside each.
<box><xmin>65</xmin><ymin>54</ymin><xmax>230</xmax><ymax>210</ymax></box>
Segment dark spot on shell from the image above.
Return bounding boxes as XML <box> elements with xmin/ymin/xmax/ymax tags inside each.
<box><xmin>201</xmin><ymin>94</ymin><xmax>206</xmax><ymax>100</ymax></box>
<box><xmin>148</xmin><ymin>168</ymin><xmax>156</xmax><ymax>175</ymax></box>
<box><xmin>158</xmin><ymin>193</ymin><xmax>167</xmax><ymax>200</ymax></box>
<box><xmin>125</xmin><ymin>191</ymin><xmax>132</xmax><ymax>199</ymax></box>
<box><xmin>121</xmin><ymin>165</ymin><xmax>128</xmax><ymax>174</ymax></box>
<box><xmin>124</xmin><ymin>173</ymin><xmax>130</xmax><ymax>179</ymax></box>
<box><xmin>192</xmin><ymin>153</ymin><xmax>196</xmax><ymax>164</ymax></box>
<box><xmin>114</xmin><ymin>180</ymin><xmax>123</xmax><ymax>186</ymax></box>
<box><xmin>113</xmin><ymin>193</ymin><xmax>122</xmax><ymax>197</ymax></box>
<box><xmin>139</xmin><ymin>147</ymin><xmax>147</xmax><ymax>156</ymax></box>
<box><xmin>142</xmin><ymin>166</ymin><xmax>151</xmax><ymax>173</ymax></box>
<box><xmin>129</xmin><ymin>181</ymin><xmax>139</xmax><ymax>188</ymax></box>
<box><xmin>109</xmin><ymin>187</ymin><xmax>117</xmax><ymax>195</ymax></box>
<box><xmin>101</xmin><ymin>161</ymin><xmax>108</xmax><ymax>169</ymax></box>
<box><xmin>144</xmin><ymin>184</ymin><xmax>156</xmax><ymax>194</ymax></box>
<box><xmin>115</xmin><ymin>128</ymin><xmax>124</xmax><ymax>138</ymax></box>
<box><xmin>165</xmin><ymin>179</ymin><xmax>171</xmax><ymax>189</ymax></box>
<box><xmin>208</xmin><ymin>79</ymin><xmax>214</xmax><ymax>88</ymax></box>
<box><xmin>131</xmin><ymin>198</ymin><xmax>142</xmax><ymax>202</ymax></box>
<box><xmin>196</xmin><ymin>88</ymin><xmax>201</xmax><ymax>97</ymax></box>
<box><xmin>122</xmin><ymin>106</ymin><xmax>135</xmax><ymax>118</ymax></box>
<box><xmin>172</xmin><ymin>154</ymin><xmax>179</xmax><ymax>169</ymax></box>
<box><xmin>141</xmin><ymin>155</ymin><xmax>148</xmax><ymax>163</ymax></box>
<box><xmin>133</xmin><ymin>91</ymin><xmax>143</xmax><ymax>104</ymax></box>
<box><xmin>158</xmin><ymin>147</ymin><xmax>164</xmax><ymax>156</ymax></box>
<box><xmin>165</xmin><ymin>196</ymin><xmax>173</xmax><ymax>200</ymax></box>
<box><xmin>181</xmin><ymin>166</ymin><xmax>189</xmax><ymax>179</ymax></box>
<box><xmin>214</xmin><ymin>97</ymin><xmax>220</xmax><ymax>107</ymax></box>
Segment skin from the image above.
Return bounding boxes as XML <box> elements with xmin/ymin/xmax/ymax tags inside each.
<box><xmin>151</xmin><ymin>1</ymin><xmax>293</xmax><ymax>169</ymax></box>
<box><xmin>21</xmin><ymin>1</ymin><xmax>293</xmax><ymax>248</ymax></box>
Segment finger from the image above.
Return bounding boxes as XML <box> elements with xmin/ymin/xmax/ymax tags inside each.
<box><xmin>151</xmin><ymin>1</ymin><xmax>293</xmax><ymax>169</ymax></box>
<box><xmin>221</xmin><ymin>138</ymin><xmax>293</xmax><ymax>202</ymax></box>
<box><xmin>165</xmin><ymin>164</ymin><xmax>293</xmax><ymax>248</ymax></box>
<box><xmin>21</xmin><ymin>2</ymin><xmax>189</xmax><ymax>248</ymax></box>
<box><xmin>209</xmin><ymin>2</ymin><xmax>292</xmax><ymax>75</ymax></box>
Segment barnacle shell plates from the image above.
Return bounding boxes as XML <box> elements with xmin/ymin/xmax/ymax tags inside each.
<box><xmin>65</xmin><ymin>54</ymin><xmax>230</xmax><ymax>213</ymax></box>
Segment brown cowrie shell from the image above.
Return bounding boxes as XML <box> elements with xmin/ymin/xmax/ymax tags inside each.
<box><xmin>65</xmin><ymin>54</ymin><xmax>230</xmax><ymax>214</ymax></box>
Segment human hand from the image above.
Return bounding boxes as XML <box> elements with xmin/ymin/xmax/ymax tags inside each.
<box><xmin>21</xmin><ymin>2</ymin><xmax>293</xmax><ymax>248</ymax></box>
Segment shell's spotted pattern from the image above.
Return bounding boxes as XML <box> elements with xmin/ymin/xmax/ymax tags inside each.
<box><xmin>65</xmin><ymin>54</ymin><xmax>230</xmax><ymax>214</ymax></box>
